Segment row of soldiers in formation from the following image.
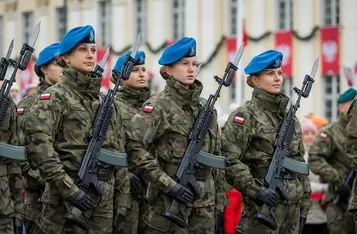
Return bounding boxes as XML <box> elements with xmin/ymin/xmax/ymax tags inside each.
<box><xmin>1</xmin><ymin>22</ymin><xmax>357</xmax><ymax>234</ymax></box>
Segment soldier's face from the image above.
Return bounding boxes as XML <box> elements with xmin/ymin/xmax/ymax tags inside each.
<box><xmin>338</xmin><ymin>100</ymin><xmax>353</xmax><ymax>115</ymax></box>
<box><xmin>63</xmin><ymin>43</ymin><xmax>97</xmax><ymax>74</ymax></box>
<box><xmin>252</xmin><ymin>68</ymin><xmax>283</xmax><ymax>95</ymax></box>
<box><xmin>166</xmin><ymin>57</ymin><xmax>197</xmax><ymax>86</ymax></box>
<box><xmin>122</xmin><ymin>65</ymin><xmax>147</xmax><ymax>89</ymax></box>
<box><xmin>302</xmin><ymin>130</ymin><xmax>316</xmax><ymax>144</ymax></box>
<box><xmin>42</xmin><ymin>61</ymin><xmax>63</xmax><ymax>85</ymax></box>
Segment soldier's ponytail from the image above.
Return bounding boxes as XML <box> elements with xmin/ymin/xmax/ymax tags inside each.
<box><xmin>160</xmin><ymin>66</ymin><xmax>171</xmax><ymax>80</ymax></box>
<box><xmin>246</xmin><ymin>75</ymin><xmax>255</xmax><ymax>88</ymax></box>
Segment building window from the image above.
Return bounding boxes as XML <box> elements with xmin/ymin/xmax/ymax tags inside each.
<box><xmin>22</xmin><ymin>12</ymin><xmax>34</xmax><ymax>43</ymax></box>
<box><xmin>228</xmin><ymin>0</ymin><xmax>238</xmax><ymax>36</ymax></box>
<box><xmin>134</xmin><ymin>0</ymin><xmax>147</xmax><ymax>42</ymax></box>
<box><xmin>56</xmin><ymin>7</ymin><xmax>66</xmax><ymax>41</ymax></box>
<box><xmin>98</xmin><ymin>0</ymin><xmax>112</xmax><ymax>47</ymax></box>
<box><xmin>323</xmin><ymin>75</ymin><xmax>340</xmax><ymax>122</ymax></box>
<box><xmin>172</xmin><ymin>0</ymin><xmax>185</xmax><ymax>39</ymax></box>
<box><xmin>0</xmin><ymin>16</ymin><xmax>3</xmax><ymax>56</ymax></box>
<box><xmin>324</xmin><ymin>0</ymin><xmax>339</xmax><ymax>25</ymax></box>
<box><xmin>281</xmin><ymin>77</ymin><xmax>294</xmax><ymax>99</ymax></box>
<box><xmin>278</xmin><ymin>0</ymin><xmax>293</xmax><ymax>30</ymax></box>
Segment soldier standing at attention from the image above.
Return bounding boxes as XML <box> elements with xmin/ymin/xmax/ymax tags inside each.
<box><xmin>309</xmin><ymin>88</ymin><xmax>357</xmax><ymax>234</ymax></box>
<box><xmin>17</xmin><ymin>42</ymin><xmax>63</xmax><ymax>233</ymax></box>
<box><xmin>25</xmin><ymin>25</ymin><xmax>130</xmax><ymax>234</ymax></box>
<box><xmin>343</xmin><ymin>88</ymin><xmax>357</xmax><ymax>233</ymax></box>
<box><xmin>125</xmin><ymin>37</ymin><xmax>224</xmax><ymax>234</ymax></box>
<box><xmin>222</xmin><ymin>50</ymin><xmax>311</xmax><ymax>234</ymax></box>
<box><xmin>111</xmin><ymin>50</ymin><xmax>151</xmax><ymax>234</ymax></box>
<box><xmin>0</xmin><ymin>80</ymin><xmax>25</xmax><ymax>234</ymax></box>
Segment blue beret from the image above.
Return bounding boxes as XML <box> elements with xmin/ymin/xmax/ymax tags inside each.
<box><xmin>244</xmin><ymin>50</ymin><xmax>283</xmax><ymax>74</ymax></box>
<box><xmin>337</xmin><ymin>88</ymin><xmax>357</xmax><ymax>103</ymax></box>
<box><xmin>35</xmin><ymin>43</ymin><xmax>60</xmax><ymax>66</ymax></box>
<box><xmin>114</xmin><ymin>51</ymin><xmax>145</xmax><ymax>72</ymax></box>
<box><xmin>59</xmin><ymin>25</ymin><xmax>95</xmax><ymax>55</ymax></box>
<box><xmin>158</xmin><ymin>37</ymin><xmax>196</xmax><ymax>65</ymax></box>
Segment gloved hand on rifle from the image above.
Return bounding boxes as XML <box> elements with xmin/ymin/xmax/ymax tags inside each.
<box><xmin>166</xmin><ymin>183</ymin><xmax>195</xmax><ymax>204</ymax></box>
<box><xmin>66</xmin><ymin>189</ymin><xmax>93</xmax><ymax>212</ymax></box>
<box><xmin>214</xmin><ymin>210</ymin><xmax>224</xmax><ymax>234</ymax></box>
<box><xmin>335</xmin><ymin>183</ymin><xmax>351</xmax><ymax>201</ymax></box>
<box><xmin>129</xmin><ymin>172</ymin><xmax>142</xmax><ymax>190</ymax></box>
<box><xmin>13</xmin><ymin>217</ymin><xmax>25</xmax><ymax>234</ymax></box>
<box><xmin>255</xmin><ymin>187</ymin><xmax>277</xmax><ymax>207</ymax></box>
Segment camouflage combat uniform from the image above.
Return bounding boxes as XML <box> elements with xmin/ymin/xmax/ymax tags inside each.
<box><xmin>222</xmin><ymin>88</ymin><xmax>311</xmax><ymax>234</ymax></box>
<box><xmin>0</xmin><ymin>97</ymin><xmax>25</xmax><ymax>234</ymax></box>
<box><xmin>345</xmin><ymin>96</ymin><xmax>357</xmax><ymax>233</ymax></box>
<box><xmin>25</xmin><ymin>68</ymin><xmax>130</xmax><ymax>234</ymax></box>
<box><xmin>309</xmin><ymin>113</ymin><xmax>355</xmax><ymax>234</ymax></box>
<box><xmin>114</xmin><ymin>84</ymin><xmax>151</xmax><ymax>234</ymax></box>
<box><xmin>17</xmin><ymin>80</ymin><xmax>51</xmax><ymax>232</ymax></box>
<box><xmin>125</xmin><ymin>76</ymin><xmax>223</xmax><ymax>234</ymax></box>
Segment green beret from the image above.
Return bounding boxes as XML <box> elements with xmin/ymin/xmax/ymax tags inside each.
<box><xmin>337</xmin><ymin>88</ymin><xmax>357</xmax><ymax>103</ymax></box>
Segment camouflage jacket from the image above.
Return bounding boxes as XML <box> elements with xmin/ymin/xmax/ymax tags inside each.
<box><xmin>346</xmin><ymin>97</ymin><xmax>357</xmax><ymax>210</ymax></box>
<box><xmin>25</xmin><ymin>68</ymin><xmax>130</xmax><ymax>208</ymax></box>
<box><xmin>17</xmin><ymin>80</ymin><xmax>52</xmax><ymax>146</ymax></box>
<box><xmin>222</xmin><ymin>88</ymin><xmax>312</xmax><ymax>218</ymax></box>
<box><xmin>0</xmin><ymin>96</ymin><xmax>24</xmax><ymax>218</ymax></box>
<box><xmin>309</xmin><ymin>114</ymin><xmax>350</xmax><ymax>204</ymax></box>
<box><xmin>125</xmin><ymin>76</ymin><xmax>224</xmax><ymax>208</ymax></box>
<box><xmin>115</xmin><ymin>85</ymin><xmax>151</xmax><ymax>171</ymax></box>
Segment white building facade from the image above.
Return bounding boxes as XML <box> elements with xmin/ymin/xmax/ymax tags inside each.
<box><xmin>0</xmin><ymin>0</ymin><xmax>356</xmax><ymax>122</ymax></box>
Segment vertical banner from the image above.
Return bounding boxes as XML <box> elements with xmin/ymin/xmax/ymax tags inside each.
<box><xmin>321</xmin><ymin>26</ymin><xmax>339</xmax><ymax>75</ymax></box>
<box><xmin>275</xmin><ymin>31</ymin><xmax>293</xmax><ymax>77</ymax></box>
<box><xmin>18</xmin><ymin>58</ymin><xmax>34</xmax><ymax>91</ymax></box>
<box><xmin>226</xmin><ymin>37</ymin><xmax>237</xmax><ymax>81</ymax></box>
<box><xmin>97</xmin><ymin>48</ymin><xmax>112</xmax><ymax>91</ymax></box>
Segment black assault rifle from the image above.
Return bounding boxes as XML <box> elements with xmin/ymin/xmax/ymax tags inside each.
<box><xmin>255</xmin><ymin>58</ymin><xmax>319</xmax><ymax>230</ymax></box>
<box><xmin>0</xmin><ymin>23</ymin><xmax>40</xmax><ymax>128</ymax></box>
<box><xmin>333</xmin><ymin>169</ymin><xmax>356</xmax><ymax>211</ymax></box>
<box><xmin>162</xmin><ymin>43</ymin><xmax>245</xmax><ymax>228</ymax></box>
<box><xmin>65</xmin><ymin>34</ymin><xmax>142</xmax><ymax>230</ymax></box>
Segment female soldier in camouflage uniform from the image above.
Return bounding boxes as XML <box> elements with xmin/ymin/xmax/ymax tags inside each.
<box><xmin>112</xmin><ymin>51</ymin><xmax>151</xmax><ymax>234</ymax></box>
<box><xmin>17</xmin><ymin>43</ymin><xmax>63</xmax><ymax>233</ymax></box>
<box><xmin>222</xmin><ymin>50</ymin><xmax>311</xmax><ymax>234</ymax></box>
<box><xmin>125</xmin><ymin>37</ymin><xmax>224</xmax><ymax>234</ymax></box>
<box><xmin>25</xmin><ymin>25</ymin><xmax>130</xmax><ymax>234</ymax></box>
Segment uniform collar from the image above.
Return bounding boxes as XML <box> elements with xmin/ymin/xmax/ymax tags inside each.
<box><xmin>62</xmin><ymin>67</ymin><xmax>102</xmax><ymax>97</ymax></box>
<box><xmin>338</xmin><ymin>113</ymin><xmax>349</xmax><ymax>127</ymax></box>
<box><xmin>117</xmin><ymin>85</ymin><xmax>151</xmax><ymax>108</ymax></box>
<box><xmin>164</xmin><ymin>76</ymin><xmax>203</xmax><ymax>105</ymax></box>
<box><xmin>252</xmin><ymin>87</ymin><xmax>289</xmax><ymax>117</ymax></box>
<box><xmin>36</xmin><ymin>80</ymin><xmax>52</xmax><ymax>93</ymax></box>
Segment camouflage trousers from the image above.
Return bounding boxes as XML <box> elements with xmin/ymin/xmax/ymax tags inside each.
<box><xmin>119</xmin><ymin>197</ymin><xmax>149</xmax><ymax>234</ymax></box>
<box><xmin>326</xmin><ymin>203</ymin><xmax>355</xmax><ymax>234</ymax></box>
<box><xmin>24</xmin><ymin>189</ymin><xmax>43</xmax><ymax>233</ymax></box>
<box><xmin>0</xmin><ymin>218</ymin><xmax>14</xmax><ymax>234</ymax></box>
<box><xmin>34</xmin><ymin>178</ymin><xmax>115</xmax><ymax>234</ymax></box>
<box><xmin>143</xmin><ymin>195</ymin><xmax>214</xmax><ymax>234</ymax></box>
<box><xmin>237</xmin><ymin>202</ymin><xmax>300</xmax><ymax>234</ymax></box>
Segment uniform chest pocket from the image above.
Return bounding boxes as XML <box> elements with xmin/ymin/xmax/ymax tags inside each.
<box><xmin>63</xmin><ymin>104</ymin><xmax>92</xmax><ymax>138</ymax></box>
<box><xmin>251</xmin><ymin>126</ymin><xmax>277</xmax><ymax>154</ymax></box>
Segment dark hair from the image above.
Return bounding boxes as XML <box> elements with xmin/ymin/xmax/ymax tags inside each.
<box><xmin>34</xmin><ymin>65</ymin><xmax>45</xmax><ymax>81</ymax></box>
<box><xmin>159</xmin><ymin>66</ymin><xmax>171</xmax><ymax>80</ymax></box>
